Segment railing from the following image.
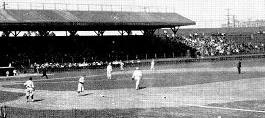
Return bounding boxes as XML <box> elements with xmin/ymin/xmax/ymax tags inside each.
<box><xmin>3</xmin><ymin>2</ymin><xmax>178</xmax><ymax>13</ymax></box>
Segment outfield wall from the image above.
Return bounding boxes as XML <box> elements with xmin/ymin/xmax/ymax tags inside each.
<box><xmin>124</xmin><ymin>53</ymin><xmax>265</xmax><ymax>68</ymax></box>
<box><xmin>38</xmin><ymin>53</ymin><xmax>265</xmax><ymax>73</ymax></box>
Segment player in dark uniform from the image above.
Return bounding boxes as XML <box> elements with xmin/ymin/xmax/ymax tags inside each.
<box><xmin>41</xmin><ymin>67</ymin><xmax>48</xmax><ymax>79</ymax></box>
<box><xmin>237</xmin><ymin>61</ymin><xmax>241</xmax><ymax>74</ymax></box>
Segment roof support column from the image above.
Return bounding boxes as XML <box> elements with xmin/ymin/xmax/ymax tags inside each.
<box><xmin>125</xmin><ymin>30</ymin><xmax>132</xmax><ymax>35</ymax></box>
<box><xmin>38</xmin><ymin>30</ymin><xmax>50</xmax><ymax>36</ymax></box>
<box><xmin>170</xmin><ymin>26</ymin><xmax>180</xmax><ymax>37</ymax></box>
<box><xmin>118</xmin><ymin>30</ymin><xmax>125</xmax><ymax>36</ymax></box>
<box><xmin>143</xmin><ymin>29</ymin><xmax>156</xmax><ymax>36</ymax></box>
<box><xmin>68</xmin><ymin>30</ymin><xmax>77</xmax><ymax>36</ymax></box>
<box><xmin>2</xmin><ymin>31</ymin><xmax>11</xmax><ymax>37</ymax></box>
<box><xmin>11</xmin><ymin>31</ymin><xmax>21</xmax><ymax>37</ymax></box>
<box><xmin>94</xmin><ymin>30</ymin><xmax>105</xmax><ymax>36</ymax></box>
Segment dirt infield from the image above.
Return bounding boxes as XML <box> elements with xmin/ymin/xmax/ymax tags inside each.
<box><xmin>1</xmin><ymin>67</ymin><xmax>265</xmax><ymax>110</ymax></box>
<box><xmin>1</xmin><ymin>60</ymin><xmax>265</xmax><ymax>117</ymax></box>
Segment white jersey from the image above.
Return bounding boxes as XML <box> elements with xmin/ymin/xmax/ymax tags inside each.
<box><xmin>78</xmin><ymin>76</ymin><xmax>85</xmax><ymax>92</ymax></box>
<box><xmin>107</xmin><ymin>65</ymin><xmax>112</xmax><ymax>72</ymax></box>
<box><xmin>150</xmin><ymin>60</ymin><xmax>155</xmax><ymax>69</ymax></box>
<box><xmin>132</xmin><ymin>70</ymin><xmax>142</xmax><ymax>80</ymax></box>
<box><xmin>120</xmin><ymin>62</ymin><xmax>124</xmax><ymax>69</ymax></box>
<box><xmin>24</xmin><ymin>80</ymin><xmax>34</xmax><ymax>89</ymax></box>
<box><xmin>79</xmin><ymin>76</ymin><xmax>85</xmax><ymax>83</ymax></box>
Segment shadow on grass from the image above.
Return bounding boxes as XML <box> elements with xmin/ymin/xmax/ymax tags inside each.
<box><xmin>33</xmin><ymin>99</ymin><xmax>45</xmax><ymax>102</ymax></box>
<box><xmin>139</xmin><ymin>86</ymin><xmax>146</xmax><ymax>90</ymax></box>
<box><xmin>79</xmin><ymin>93</ymin><xmax>93</xmax><ymax>96</ymax></box>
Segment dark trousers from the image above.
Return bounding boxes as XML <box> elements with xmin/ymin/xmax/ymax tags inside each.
<box><xmin>237</xmin><ymin>67</ymin><xmax>241</xmax><ymax>74</ymax></box>
<box><xmin>42</xmin><ymin>74</ymin><xmax>48</xmax><ymax>79</ymax></box>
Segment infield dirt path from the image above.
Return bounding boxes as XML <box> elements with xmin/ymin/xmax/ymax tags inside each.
<box><xmin>1</xmin><ymin>67</ymin><xmax>265</xmax><ymax>110</ymax></box>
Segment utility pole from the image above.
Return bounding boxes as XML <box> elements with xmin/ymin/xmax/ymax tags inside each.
<box><xmin>233</xmin><ymin>15</ymin><xmax>236</xmax><ymax>28</ymax></box>
<box><xmin>226</xmin><ymin>9</ymin><xmax>230</xmax><ymax>28</ymax></box>
<box><xmin>2</xmin><ymin>2</ymin><xmax>7</xmax><ymax>9</ymax></box>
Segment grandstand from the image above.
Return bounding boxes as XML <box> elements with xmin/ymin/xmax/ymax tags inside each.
<box><xmin>2</xmin><ymin>2</ymin><xmax>265</xmax><ymax>118</ymax></box>
<box><xmin>0</xmin><ymin>8</ymin><xmax>195</xmax><ymax>72</ymax></box>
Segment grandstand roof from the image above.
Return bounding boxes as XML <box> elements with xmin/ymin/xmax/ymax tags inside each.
<box><xmin>0</xmin><ymin>9</ymin><xmax>195</xmax><ymax>31</ymax></box>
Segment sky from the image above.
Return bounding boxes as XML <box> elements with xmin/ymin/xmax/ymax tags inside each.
<box><xmin>2</xmin><ymin>0</ymin><xmax>265</xmax><ymax>28</ymax></box>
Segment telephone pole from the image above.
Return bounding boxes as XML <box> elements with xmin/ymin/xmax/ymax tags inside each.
<box><xmin>226</xmin><ymin>9</ymin><xmax>231</xmax><ymax>28</ymax></box>
<box><xmin>2</xmin><ymin>2</ymin><xmax>7</xmax><ymax>9</ymax></box>
<box><xmin>233</xmin><ymin>15</ymin><xmax>236</xmax><ymax>28</ymax></box>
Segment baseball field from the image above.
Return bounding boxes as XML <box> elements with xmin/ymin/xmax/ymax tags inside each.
<box><xmin>1</xmin><ymin>58</ymin><xmax>265</xmax><ymax>117</ymax></box>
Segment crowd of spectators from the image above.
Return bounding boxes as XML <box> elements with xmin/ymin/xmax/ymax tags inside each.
<box><xmin>32</xmin><ymin>61</ymin><xmax>105</xmax><ymax>73</ymax></box>
<box><xmin>3</xmin><ymin>32</ymin><xmax>265</xmax><ymax>75</ymax></box>
<box><xmin>30</xmin><ymin>60</ymin><xmax>128</xmax><ymax>73</ymax></box>
<box><xmin>179</xmin><ymin>33</ymin><xmax>265</xmax><ymax>57</ymax></box>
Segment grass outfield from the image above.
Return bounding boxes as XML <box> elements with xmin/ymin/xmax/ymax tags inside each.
<box><xmin>1</xmin><ymin>58</ymin><xmax>265</xmax><ymax>82</ymax></box>
<box><xmin>4</xmin><ymin>71</ymin><xmax>265</xmax><ymax>91</ymax></box>
<box><xmin>0</xmin><ymin>91</ymin><xmax>24</xmax><ymax>103</ymax></box>
<box><xmin>210</xmin><ymin>100</ymin><xmax>265</xmax><ymax>111</ymax></box>
<box><xmin>3</xmin><ymin>105</ymin><xmax>265</xmax><ymax>118</ymax></box>
<box><xmin>2</xmin><ymin>58</ymin><xmax>265</xmax><ymax>117</ymax></box>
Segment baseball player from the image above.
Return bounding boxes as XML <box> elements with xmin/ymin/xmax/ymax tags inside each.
<box><xmin>132</xmin><ymin>67</ymin><xmax>143</xmax><ymax>90</ymax></box>
<box><xmin>237</xmin><ymin>61</ymin><xmax>241</xmax><ymax>74</ymax></box>
<box><xmin>5</xmin><ymin>71</ymin><xmax>9</xmax><ymax>77</ymax></box>
<box><xmin>150</xmin><ymin>59</ymin><xmax>155</xmax><ymax>70</ymax></box>
<box><xmin>120</xmin><ymin>61</ymin><xmax>124</xmax><ymax>71</ymax></box>
<box><xmin>13</xmin><ymin>69</ymin><xmax>17</xmax><ymax>76</ymax></box>
<box><xmin>107</xmin><ymin>63</ymin><xmax>112</xmax><ymax>79</ymax></box>
<box><xmin>41</xmin><ymin>67</ymin><xmax>48</xmax><ymax>79</ymax></box>
<box><xmin>77</xmin><ymin>75</ymin><xmax>85</xmax><ymax>94</ymax></box>
<box><xmin>24</xmin><ymin>77</ymin><xmax>35</xmax><ymax>102</ymax></box>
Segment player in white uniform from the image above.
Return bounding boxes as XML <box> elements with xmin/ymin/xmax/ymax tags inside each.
<box><xmin>120</xmin><ymin>61</ymin><xmax>124</xmax><ymax>71</ymax></box>
<box><xmin>107</xmin><ymin>63</ymin><xmax>112</xmax><ymax>79</ymax></box>
<box><xmin>132</xmin><ymin>67</ymin><xmax>143</xmax><ymax>90</ymax></box>
<box><xmin>24</xmin><ymin>77</ymin><xmax>35</xmax><ymax>102</ymax></box>
<box><xmin>13</xmin><ymin>69</ymin><xmax>17</xmax><ymax>76</ymax></box>
<box><xmin>77</xmin><ymin>75</ymin><xmax>85</xmax><ymax>94</ymax></box>
<box><xmin>150</xmin><ymin>59</ymin><xmax>155</xmax><ymax>70</ymax></box>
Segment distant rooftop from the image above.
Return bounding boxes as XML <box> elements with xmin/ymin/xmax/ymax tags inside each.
<box><xmin>3</xmin><ymin>2</ymin><xmax>178</xmax><ymax>13</ymax></box>
<box><xmin>0</xmin><ymin>9</ymin><xmax>195</xmax><ymax>31</ymax></box>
